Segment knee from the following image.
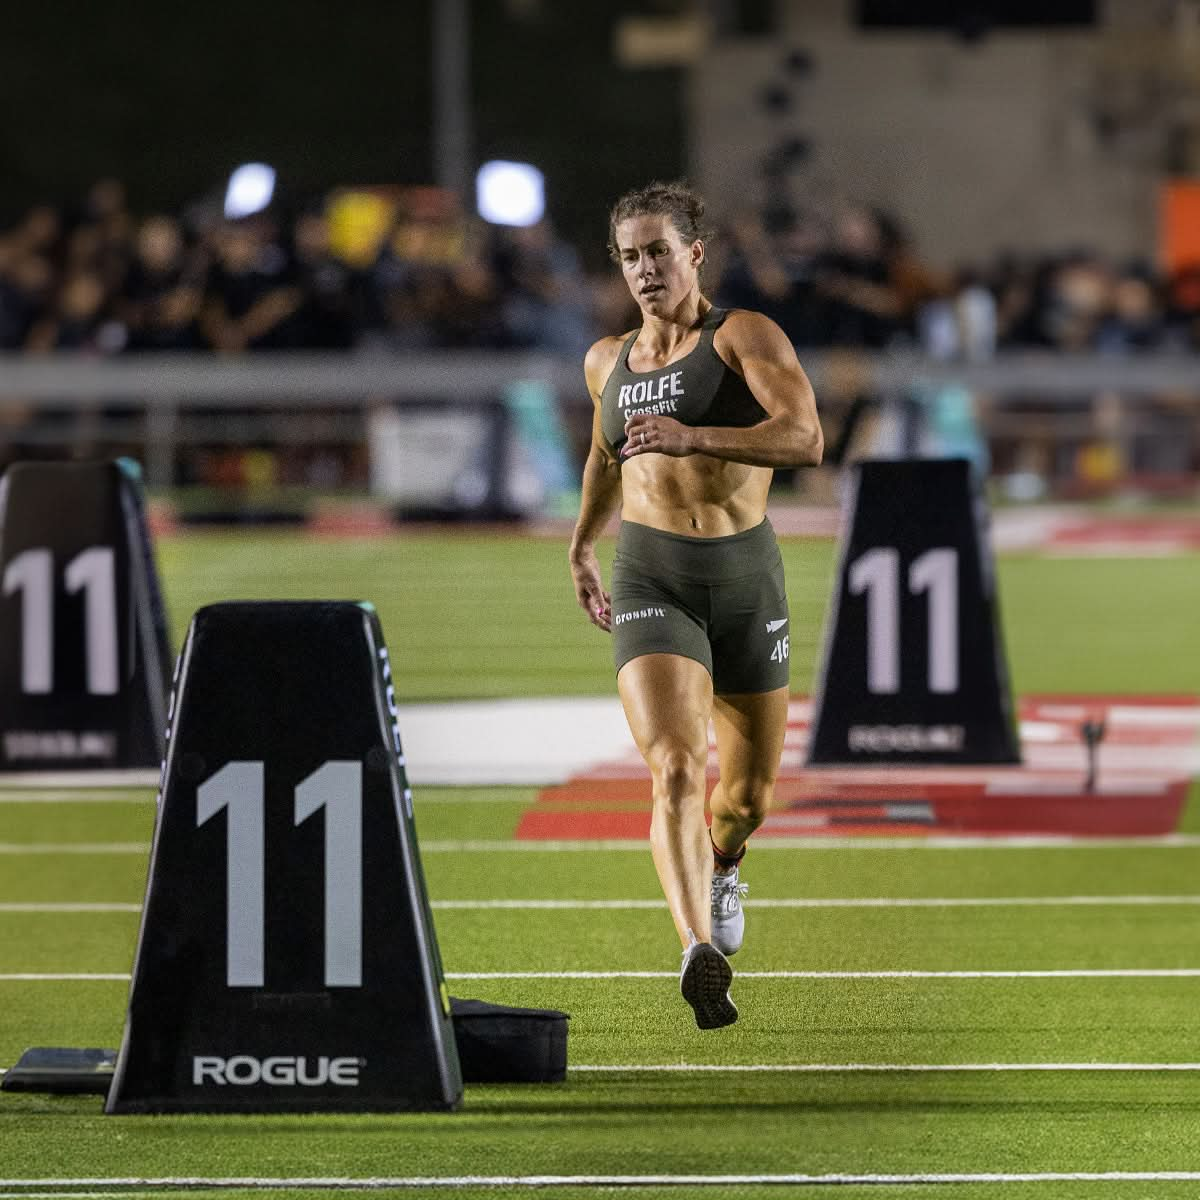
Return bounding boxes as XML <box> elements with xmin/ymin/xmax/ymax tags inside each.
<box><xmin>719</xmin><ymin>775</ymin><xmax>776</xmax><ymax>826</ymax></box>
<box><xmin>649</xmin><ymin>747</ymin><xmax>706</xmax><ymax>820</ymax></box>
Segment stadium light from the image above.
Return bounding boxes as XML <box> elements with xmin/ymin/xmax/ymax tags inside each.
<box><xmin>476</xmin><ymin>160</ymin><xmax>544</xmax><ymax>227</ymax></box>
<box><xmin>224</xmin><ymin>163</ymin><xmax>276</xmax><ymax>220</ymax></box>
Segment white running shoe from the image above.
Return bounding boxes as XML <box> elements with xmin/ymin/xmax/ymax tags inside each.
<box><xmin>710</xmin><ymin>866</ymin><xmax>748</xmax><ymax>957</ymax></box>
<box><xmin>679</xmin><ymin>938</ymin><xmax>737</xmax><ymax>1029</ymax></box>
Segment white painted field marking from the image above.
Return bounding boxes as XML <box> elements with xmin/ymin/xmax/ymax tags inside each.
<box><xmin>0</xmin><ymin>769</ymin><xmax>159</xmax><ymax>789</ymax></box>
<box><xmin>422</xmin><ymin>835</ymin><xmax>1200</xmax><ymax>852</ymax></box>
<box><xmin>0</xmin><ymin>790</ymin><xmax>519</xmax><ymax>807</ymax></box>
<box><xmin>9</xmin><ymin>895</ymin><xmax>1200</xmax><ymax>916</ymax></box>
<box><xmin>0</xmin><ymin>974</ymin><xmax>130</xmax><ymax>981</ymax></box>
<box><xmin>430</xmin><ymin>895</ymin><xmax>1200</xmax><ymax>910</ymax></box>
<box><xmin>0</xmin><ymin>1060</ymin><xmax>1195</xmax><ymax>1089</ymax></box>
<box><xmin>446</xmin><ymin>969</ymin><xmax>1200</xmax><ymax>980</ymax></box>
<box><xmin>0</xmin><ymin>843</ymin><xmax>149</xmax><ymax>855</ymax></box>
<box><xmin>8</xmin><ymin>836</ymin><xmax>1200</xmax><ymax>856</ymax></box>
<box><xmin>395</xmin><ymin>695</ymin><xmax>635</xmax><ymax>786</ymax></box>
<box><xmin>4</xmin><ymin>1172</ymin><xmax>1200</xmax><ymax>1189</ymax></box>
<box><xmin>1110</xmin><ymin>706</ymin><xmax>1200</xmax><ymax>727</ymax></box>
<box><xmin>414</xmin><ymin>793</ymin><xmax>533</xmax><ymax>804</ymax></box>
<box><xmin>0</xmin><ymin>903</ymin><xmax>139</xmax><ymax>913</ymax></box>
<box><xmin>0</xmin><ymin>792</ymin><xmax>151</xmax><ymax>804</ymax></box>
<box><xmin>8</xmin><ymin>967</ymin><xmax>1200</xmax><ymax>984</ymax></box>
<box><xmin>571</xmin><ymin>1062</ymin><xmax>1200</xmax><ymax>1073</ymax></box>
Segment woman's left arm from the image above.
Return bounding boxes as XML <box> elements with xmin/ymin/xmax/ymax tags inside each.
<box><xmin>621</xmin><ymin>311</ymin><xmax>823</xmax><ymax>468</ymax></box>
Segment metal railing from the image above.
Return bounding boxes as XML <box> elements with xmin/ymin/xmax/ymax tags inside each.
<box><xmin>1</xmin><ymin>349</ymin><xmax>1196</xmax><ymax>491</ymax></box>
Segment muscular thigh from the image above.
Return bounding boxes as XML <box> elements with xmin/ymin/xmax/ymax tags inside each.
<box><xmin>712</xmin><ymin>687</ymin><xmax>789</xmax><ymax>793</ymax></box>
<box><xmin>618</xmin><ymin>653</ymin><xmax>713</xmax><ymax>765</ymax></box>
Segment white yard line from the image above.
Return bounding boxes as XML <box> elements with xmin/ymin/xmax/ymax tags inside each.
<box><xmin>6</xmin><ymin>835</ymin><xmax>1200</xmax><ymax>857</ymax></box>
<box><xmin>0</xmin><ymin>771</ymin><xmax>159</xmax><ymax>789</ymax></box>
<box><xmin>571</xmin><ymin>1062</ymin><xmax>1200</xmax><ymax>1073</ymax></box>
<box><xmin>413</xmin><ymin>793</ymin><xmax>533</xmax><ymax>804</ymax></box>
<box><xmin>0</xmin><ymin>1194</ymin><xmax>147</xmax><ymax>1199</ymax></box>
<box><xmin>0</xmin><ymin>974</ymin><xmax>130</xmax><ymax>981</ymax></box>
<box><xmin>420</xmin><ymin>835</ymin><xmax>1200</xmax><ymax>851</ymax></box>
<box><xmin>0</xmin><ymin>844</ymin><xmax>149</xmax><ymax>855</ymax></box>
<box><xmin>0</xmin><ymin>792</ymin><xmax>151</xmax><ymax>804</ymax></box>
<box><xmin>3</xmin><ymin>1172</ymin><xmax>1200</xmax><ymax>1190</ymax></box>
<box><xmin>0</xmin><ymin>904</ymin><xmax>140</xmax><ymax>913</ymax></box>
<box><xmin>5</xmin><ymin>1061</ymin><xmax>1200</xmax><ymax>1081</ymax></box>
<box><xmin>429</xmin><ymin>895</ymin><xmax>1200</xmax><ymax>910</ymax></box>
<box><xmin>447</xmin><ymin>969</ymin><xmax>1200</xmax><ymax>980</ymax></box>
<box><xmin>8</xmin><ymin>895</ymin><xmax>1200</xmax><ymax>916</ymax></box>
<box><xmin>0</xmin><ymin>791</ymin><xmax>516</xmax><ymax>806</ymax></box>
<box><xmin>7</xmin><ymin>968</ymin><xmax>1200</xmax><ymax>983</ymax></box>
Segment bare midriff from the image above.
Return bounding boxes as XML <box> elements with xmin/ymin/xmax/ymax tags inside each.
<box><xmin>620</xmin><ymin>454</ymin><xmax>772</xmax><ymax>537</ymax></box>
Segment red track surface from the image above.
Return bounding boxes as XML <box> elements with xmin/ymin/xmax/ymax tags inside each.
<box><xmin>1046</xmin><ymin>518</ymin><xmax>1200</xmax><ymax>553</ymax></box>
<box><xmin>518</xmin><ymin>696</ymin><xmax>1199</xmax><ymax>840</ymax></box>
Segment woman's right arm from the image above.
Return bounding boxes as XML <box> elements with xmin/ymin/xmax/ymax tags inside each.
<box><xmin>568</xmin><ymin>339</ymin><xmax>623</xmax><ymax>632</ymax></box>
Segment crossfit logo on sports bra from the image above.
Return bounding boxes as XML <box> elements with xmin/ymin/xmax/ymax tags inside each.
<box><xmin>614</xmin><ymin>607</ymin><xmax>666</xmax><ymax>626</ymax></box>
<box><xmin>618</xmin><ymin>371</ymin><xmax>684</xmax><ymax>413</ymax></box>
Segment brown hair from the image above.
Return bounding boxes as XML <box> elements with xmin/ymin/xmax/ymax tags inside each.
<box><xmin>606</xmin><ymin>180</ymin><xmax>712</xmax><ymax>264</ymax></box>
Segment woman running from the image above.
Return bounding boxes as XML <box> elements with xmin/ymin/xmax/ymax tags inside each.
<box><xmin>568</xmin><ymin>181</ymin><xmax>823</xmax><ymax>1028</ymax></box>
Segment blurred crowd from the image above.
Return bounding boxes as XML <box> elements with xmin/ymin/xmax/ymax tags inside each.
<box><xmin>3</xmin><ymin>178</ymin><xmax>1200</xmax><ymax>358</ymax></box>
<box><xmin>715</xmin><ymin>206</ymin><xmax>1200</xmax><ymax>358</ymax></box>
<box><xmin>0</xmin><ymin>179</ymin><xmax>597</xmax><ymax>358</ymax></box>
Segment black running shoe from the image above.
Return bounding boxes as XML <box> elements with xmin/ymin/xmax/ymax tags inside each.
<box><xmin>679</xmin><ymin>939</ymin><xmax>737</xmax><ymax>1029</ymax></box>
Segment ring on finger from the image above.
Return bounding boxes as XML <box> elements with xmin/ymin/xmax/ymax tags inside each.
<box><xmin>640</xmin><ymin>431</ymin><xmax>646</xmax><ymax>445</ymax></box>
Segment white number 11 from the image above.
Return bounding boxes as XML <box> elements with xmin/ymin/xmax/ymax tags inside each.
<box><xmin>848</xmin><ymin>546</ymin><xmax>958</xmax><ymax>695</ymax></box>
<box><xmin>3</xmin><ymin>546</ymin><xmax>118</xmax><ymax>695</ymax></box>
<box><xmin>197</xmin><ymin>761</ymin><xmax>363</xmax><ymax>988</ymax></box>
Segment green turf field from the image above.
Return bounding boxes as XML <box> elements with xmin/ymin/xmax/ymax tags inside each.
<box><xmin>2</xmin><ymin>530</ymin><xmax>1199</xmax><ymax>1199</ymax></box>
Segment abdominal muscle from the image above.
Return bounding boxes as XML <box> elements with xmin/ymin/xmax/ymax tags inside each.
<box><xmin>620</xmin><ymin>453</ymin><xmax>772</xmax><ymax>537</ymax></box>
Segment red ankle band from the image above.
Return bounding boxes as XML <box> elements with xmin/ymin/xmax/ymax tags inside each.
<box><xmin>710</xmin><ymin>833</ymin><xmax>746</xmax><ymax>869</ymax></box>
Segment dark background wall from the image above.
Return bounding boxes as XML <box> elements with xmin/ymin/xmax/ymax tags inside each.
<box><xmin>0</xmin><ymin>1</ymin><xmax>684</xmax><ymax>266</ymax></box>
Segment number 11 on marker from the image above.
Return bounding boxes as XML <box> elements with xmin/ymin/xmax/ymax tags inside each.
<box><xmin>848</xmin><ymin>546</ymin><xmax>959</xmax><ymax>695</ymax></box>
<box><xmin>196</xmin><ymin>760</ymin><xmax>363</xmax><ymax>989</ymax></box>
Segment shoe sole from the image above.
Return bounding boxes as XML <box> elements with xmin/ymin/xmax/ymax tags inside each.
<box><xmin>680</xmin><ymin>943</ymin><xmax>737</xmax><ymax>1029</ymax></box>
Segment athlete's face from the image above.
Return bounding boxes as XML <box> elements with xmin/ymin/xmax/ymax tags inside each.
<box><xmin>615</xmin><ymin>214</ymin><xmax>703</xmax><ymax>317</ymax></box>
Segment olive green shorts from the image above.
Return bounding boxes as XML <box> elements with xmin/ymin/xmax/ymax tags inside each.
<box><xmin>611</xmin><ymin>518</ymin><xmax>790</xmax><ymax>695</ymax></box>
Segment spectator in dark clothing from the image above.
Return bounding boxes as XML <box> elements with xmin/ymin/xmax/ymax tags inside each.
<box><xmin>437</xmin><ymin>224</ymin><xmax>507</xmax><ymax>349</ymax></box>
<box><xmin>122</xmin><ymin>216</ymin><xmax>205</xmax><ymax>351</ymax></box>
<box><xmin>1164</xmin><ymin>265</ymin><xmax>1200</xmax><ymax>350</ymax></box>
<box><xmin>202</xmin><ymin>221</ymin><xmax>303</xmax><ymax>352</ymax></box>
<box><xmin>25</xmin><ymin>271</ymin><xmax>116</xmax><ymax>353</ymax></box>
<box><xmin>989</xmin><ymin>254</ymin><xmax>1040</xmax><ymax>348</ymax></box>
<box><xmin>489</xmin><ymin>219</ymin><xmax>594</xmax><ymax>354</ymax></box>
<box><xmin>716</xmin><ymin>208</ymin><xmax>824</xmax><ymax>346</ymax></box>
<box><xmin>72</xmin><ymin>179</ymin><xmax>134</xmax><ymax>296</ymax></box>
<box><xmin>1095</xmin><ymin>267</ymin><xmax>1165</xmax><ymax>352</ymax></box>
<box><xmin>0</xmin><ymin>243</ymin><xmax>54</xmax><ymax>349</ymax></box>
<box><xmin>813</xmin><ymin>206</ymin><xmax>903</xmax><ymax>347</ymax></box>
<box><xmin>367</xmin><ymin>198</ymin><xmax>509</xmax><ymax>350</ymax></box>
<box><xmin>10</xmin><ymin>204</ymin><xmax>63</xmax><ymax>264</ymax></box>
<box><xmin>1038</xmin><ymin>255</ymin><xmax>1111</xmax><ymax>351</ymax></box>
<box><xmin>367</xmin><ymin>206</ymin><xmax>458</xmax><ymax>349</ymax></box>
<box><xmin>291</xmin><ymin>212</ymin><xmax>356</xmax><ymax>349</ymax></box>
